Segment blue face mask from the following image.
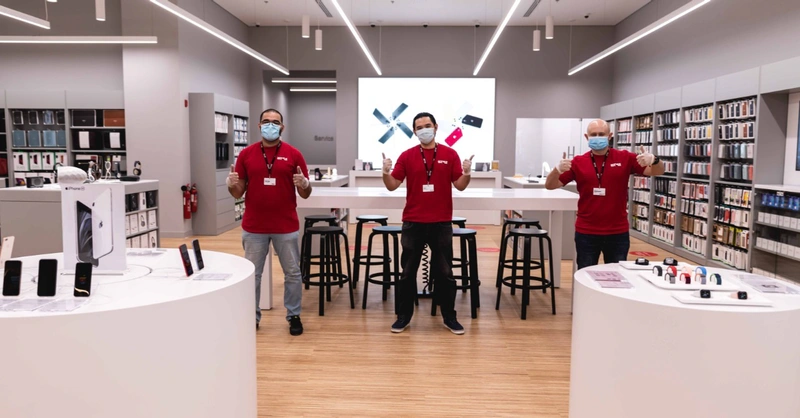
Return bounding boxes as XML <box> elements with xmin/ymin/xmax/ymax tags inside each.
<box><xmin>588</xmin><ymin>136</ymin><xmax>609</xmax><ymax>151</ymax></box>
<box><xmin>261</xmin><ymin>123</ymin><xmax>281</xmax><ymax>141</ymax></box>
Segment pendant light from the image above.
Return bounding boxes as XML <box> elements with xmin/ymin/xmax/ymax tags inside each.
<box><xmin>96</xmin><ymin>0</ymin><xmax>106</xmax><ymax>21</ymax></box>
<box><xmin>302</xmin><ymin>15</ymin><xmax>310</xmax><ymax>38</ymax></box>
<box><xmin>315</xmin><ymin>28</ymin><xmax>322</xmax><ymax>50</ymax></box>
<box><xmin>545</xmin><ymin>0</ymin><xmax>554</xmax><ymax>39</ymax></box>
<box><xmin>533</xmin><ymin>29</ymin><xmax>541</xmax><ymax>51</ymax></box>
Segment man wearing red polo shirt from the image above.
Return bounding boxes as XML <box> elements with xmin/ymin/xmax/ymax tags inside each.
<box><xmin>382</xmin><ymin>112</ymin><xmax>474</xmax><ymax>335</ymax></box>
<box><xmin>227</xmin><ymin>108</ymin><xmax>312</xmax><ymax>336</ymax></box>
<box><xmin>545</xmin><ymin>119</ymin><xmax>665</xmax><ymax>269</ymax></box>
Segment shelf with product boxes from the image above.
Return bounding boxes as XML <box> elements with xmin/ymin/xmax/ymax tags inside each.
<box><xmin>615</xmin><ymin>118</ymin><xmax>633</xmax><ymax>151</ymax></box>
<box><xmin>70</xmin><ymin>109</ymin><xmax>127</xmax><ymax>177</ymax></box>
<box><xmin>8</xmin><ymin>108</ymin><xmax>68</xmax><ymax>186</ymax></box>
<box><xmin>751</xmin><ymin>185</ymin><xmax>800</xmax><ymax>283</ymax></box>
<box><xmin>124</xmin><ymin>187</ymin><xmax>160</xmax><ymax>249</ymax></box>
<box><xmin>0</xmin><ymin>109</ymin><xmax>7</xmax><ymax>187</ymax></box>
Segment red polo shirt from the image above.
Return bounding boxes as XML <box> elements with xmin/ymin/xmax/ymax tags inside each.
<box><xmin>235</xmin><ymin>141</ymin><xmax>309</xmax><ymax>234</ymax></box>
<box><xmin>391</xmin><ymin>143</ymin><xmax>463</xmax><ymax>223</ymax></box>
<box><xmin>558</xmin><ymin>149</ymin><xmax>646</xmax><ymax>235</ymax></box>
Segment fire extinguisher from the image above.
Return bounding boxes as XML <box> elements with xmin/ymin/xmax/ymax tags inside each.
<box><xmin>182</xmin><ymin>184</ymin><xmax>191</xmax><ymax>220</ymax></box>
<box><xmin>190</xmin><ymin>183</ymin><xmax>198</xmax><ymax>213</ymax></box>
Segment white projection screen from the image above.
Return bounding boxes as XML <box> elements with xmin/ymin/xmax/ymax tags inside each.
<box><xmin>358</xmin><ymin>78</ymin><xmax>496</xmax><ymax>166</ymax></box>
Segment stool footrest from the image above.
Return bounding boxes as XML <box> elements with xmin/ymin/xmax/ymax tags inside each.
<box><xmin>303</xmin><ymin>273</ymin><xmax>352</xmax><ymax>288</ymax></box>
<box><xmin>365</xmin><ymin>271</ymin><xmax>402</xmax><ymax>286</ymax></box>
<box><xmin>499</xmin><ymin>275</ymin><xmax>551</xmax><ymax>290</ymax></box>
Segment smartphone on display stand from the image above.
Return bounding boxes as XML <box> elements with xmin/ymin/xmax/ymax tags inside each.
<box><xmin>74</xmin><ymin>262</ymin><xmax>93</xmax><ymax>297</ymax></box>
<box><xmin>3</xmin><ymin>260</ymin><xmax>22</xmax><ymax>297</ymax></box>
<box><xmin>76</xmin><ymin>201</ymin><xmax>98</xmax><ymax>266</ymax></box>
<box><xmin>37</xmin><ymin>259</ymin><xmax>58</xmax><ymax>297</ymax></box>
<box><xmin>0</xmin><ymin>236</ymin><xmax>15</xmax><ymax>264</ymax></box>
<box><xmin>179</xmin><ymin>244</ymin><xmax>194</xmax><ymax>277</ymax></box>
<box><xmin>192</xmin><ymin>239</ymin><xmax>205</xmax><ymax>271</ymax></box>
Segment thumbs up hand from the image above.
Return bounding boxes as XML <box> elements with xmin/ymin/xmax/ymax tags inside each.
<box><xmin>382</xmin><ymin>153</ymin><xmax>393</xmax><ymax>175</ymax></box>
<box><xmin>462</xmin><ymin>155</ymin><xmax>475</xmax><ymax>175</ymax></box>
<box><xmin>557</xmin><ymin>152</ymin><xmax>572</xmax><ymax>174</ymax></box>
<box><xmin>293</xmin><ymin>166</ymin><xmax>310</xmax><ymax>189</ymax></box>
<box><xmin>226</xmin><ymin>164</ymin><xmax>239</xmax><ymax>188</ymax></box>
<box><xmin>636</xmin><ymin>145</ymin><xmax>656</xmax><ymax>167</ymax></box>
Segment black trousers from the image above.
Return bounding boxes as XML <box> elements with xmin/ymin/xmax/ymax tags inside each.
<box><xmin>574</xmin><ymin>231</ymin><xmax>630</xmax><ymax>270</ymax></box>
<box><xmin>397</xmin><ymin>221</ymin><xmax>457</xmax><ymax>319</ymax></box>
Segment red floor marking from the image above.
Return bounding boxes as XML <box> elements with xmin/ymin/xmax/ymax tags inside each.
<box><xmin>349</xmin><ymin>246</ymin><xmax>368</xmax><ymax>251</ymax></box>
<box><xmin>478</xmin><ymin>247</ymin><xmax>501</xmax><ymax>253</ymax></box>
<box><xmin>630</xmin><ymin>251</ymin><xmax>658</xmax><ymax>257</ymax></box>
<box><xmin>465</xmin><ymin>225</ymin><xmax>487</xmax><ymax>230</ymax></box>
<box><xmin>362</xmin><ymin>224</ymin><xmax>377</xmax><ymax>229</ymax></box>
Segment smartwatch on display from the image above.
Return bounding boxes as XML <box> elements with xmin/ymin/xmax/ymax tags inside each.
<box><xmin>667</xmin><ymin>266</ymin><xmax>678</xmax><ymax>277</ymax></box>
<box><xmin>680</xmin><ymin>272</ymin><xmax>692</xmax><ymax>285</ymax></box>
<box><xmin>635</xmin><ymin>258</ymin><xmax>649</xmax><ymax>266</ymax></box>
<box><xmin>652</xmin><ymin>266</ymin><xmax>663</xmax><ymax>277</ymax></box>
<box><xmin>695</xmin><ymin>267</ymin><xmax>707</xmax><ymax>284</ymax></box>
<box><xmin>700</xmin><ymin>289</ymin><xmax>711</xmax><ymax>299</ymax></box>
<box><xmin>737</xmin><ymin>291</ymin><xmax>748</xmax><ymax>300</ymax></box>
<box><xmin>665</xmin><ymin>273</ymin><xmax>676</xmax><ymax>284</ymax></box>
<box><xmin>709</xmin><ymin>273</ymin><xmax>722</xmax><ymax>285</ymax></box>
<box><xmin>664</xmin><ymin>257</ymin><xmax>678</xmax><ymax>266</ymax></box>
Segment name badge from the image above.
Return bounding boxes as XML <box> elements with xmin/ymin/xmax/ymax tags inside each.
<box><xmin>264</xmin><ymin>178</ymin><xmax>276</xmax><ymax>186</ymax></box>
<box><xmin>423</xmin><ymin>184</ymin><xmax>435</xmax><ymax>193</ymax></box>
<box><xmin>593</xmin><ymin>187</ymin><xmax>606</xmax><ymax>196</ymax></box>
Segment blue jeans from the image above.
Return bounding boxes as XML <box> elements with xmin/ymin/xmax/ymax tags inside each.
<box><xmin>574</xmin><ymin>231</ymin><xmax>630</xmax><ymax>270</ymax></box>
<box><xmin>242</xmin><ymin>230</ymin><xmax>302</xmax><ymax>323</ymax></box>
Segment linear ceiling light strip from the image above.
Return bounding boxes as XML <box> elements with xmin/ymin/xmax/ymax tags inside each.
<box><xmin>473</xmin><ymin>0</ymin><xmax>522</xmax><ymax>76</ymax></box>
<box><xmin>290</xmin><ymin>88</ymin><xmax>337</xmax><ymax>92</ymax></box>
<box><xmin>329</xmin><ymin>0</ymin><xmax>382</xmax><ymax>75</ymax></box>
<box><xmin>0</xmin><ymin>36</ymin><xmax>158</xmax><ymax>44</ymax></box>
<box><xmin>149</xmin><ymin>0</ymin><xmax>289</xmax><ymax>75</ymax></box>
<box><xmin>568</xmin><ymin>0</ymin><xmax>712</xmax><ymax>76</ymax></box>
<box><xmin>272</xmin><ymin>78</ymin><xmax>337</xmax><ymax>84</ymax></box>
<box><xmin>0</xmin><ymin>5</ymin><xmax>51</xmax><ymax>29</ymax></box>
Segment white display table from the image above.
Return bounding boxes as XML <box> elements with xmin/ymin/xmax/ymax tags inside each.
<box><xmin>0</xmin><ymin>250</ymin><xmax>256</xmax><ymax>418</ymax></box>
<box><xmin>569</xmin><ymin>264</ymin><xmax>800</xmax><ymax>418</ymax></box>
<box><xmin>349</xmin><ymin>170</ymin><xmax>503</xmax><ymax>224</ymax></box>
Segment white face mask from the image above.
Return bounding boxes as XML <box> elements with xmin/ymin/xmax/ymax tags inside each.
<box><xmin>416</xmin><ymin>127</ymin><xmax>435</xmax><ymax>145</ymax></box>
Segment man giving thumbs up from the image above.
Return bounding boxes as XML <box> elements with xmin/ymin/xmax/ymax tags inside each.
<box><xmin>228</xmin><ymin>108</ymin><xmax>311</xmax><ymax>336</ymax></box>
<box><xmin>545</xmin><ymin>119</ymin><xmax>664</xmax><ymax>270</ymax></box>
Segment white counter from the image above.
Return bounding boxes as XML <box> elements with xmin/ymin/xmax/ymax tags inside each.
<box><xmin>309</xmin><ymin>174</ymin><xmax>349</xmax><ymax>188</ymax></box>
<box><xmin>569</xmin><ymin>264</ymin><xmax>800</xmax><ymax>418</ymax></box>
<box><xmin>349</xmin><ymin>170</ymin><xmax>503</xmax><ymax>224</ymax></box>
<box><xmin>0</xmin><ymin>249</ymin><xmax>256</xmax><ymax>417</ymax></box>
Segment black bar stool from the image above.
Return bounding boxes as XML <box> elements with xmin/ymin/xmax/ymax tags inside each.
<box><xmin>302</xmin><ymin>214</ymin><xmax>338</xmax><ymax>290</ymax></box>
<box><xmin>496</xmin><ymin>217</ymin><xmax>542</xmax><ymax>291</ymax></box>
<box><xmin>431</xmin><ymin>228</ymin><xmax>481</xmax><ymax>319</ymax></box>
<box><xmin>451</xmin><ymin>216</ymin><xmax>467</xmax><ymax>228</ymax></box>
<box><xmin>352</xmin><ymin>215</ymin><xmax>389</xmax><ymax>285</ymax></box>
<box><xmin>362</xmin><ymin>226</ymin><xmax>402</xmax><ymax>312</ymax></box>
<box><xmin>495</xmin><ymin>227</ymin><xmax>555</xmax><ymax>320</ymax></box>
<box><xmin>451</xmin><ymin>217</ymin><xmax>469</xmax><ymax>292</ymax></box>
<box><xmin>301</xmin><ymin>226</ymin><xmax>354</xmax><ymax>316</ymax></box>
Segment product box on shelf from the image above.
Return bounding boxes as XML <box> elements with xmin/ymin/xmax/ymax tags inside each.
<box><xmin>147</xmin><ymin>210</ymin><xmax>157</xmax><ymax>229</ymax></box>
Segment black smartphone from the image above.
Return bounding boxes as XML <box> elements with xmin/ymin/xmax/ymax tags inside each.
<box><xmin>3</xmin><ymin>260</ymin><xmax>22</xmax><ymax>296</ymax></box>
<box><xmin>461</xmin><ymin>114</ymin><xmax>483</xmax><ymax>128</ymax></box>
<box><xmin>179</xmin><ymin>244</ymin><xmax>194</xmax><ymax>277</ymax></box>
<box><xmin>37</xmin><ymin>259</ymin><xmax>58</xmax><ymax>297</ymax></box>
<box><xmin>74</xmin><ymin>262</ymin><xmax>93</xmax><ymax>297</ymax></box>
<box><xmin>192</xmin><ymin>239</ymin><xmax>205</xmax><ymax>271</ymax></box>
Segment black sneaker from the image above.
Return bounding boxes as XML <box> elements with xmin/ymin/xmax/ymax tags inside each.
<box><xmin>443</xmin><ymin>317</ymin><xmax>465</xmax><ymax>335</ymax></box>
<box><xmin>289</xmin><ymin>316</ymin><xmax>303</xmax><ymax>336</ymax></box>
<box><xmin>256</xmin><ymin>322</ymin><xmax>259</xmax><ymax>331</ymax></box>
<box><xmin>391</xmin><ymin>316</ymin><xmax>411</xmax><ymax>333</ymax></box>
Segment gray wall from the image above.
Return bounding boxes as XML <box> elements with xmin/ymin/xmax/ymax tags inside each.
<box><xmin>286</xmin><ymin>92</ymin><xmax>336</xmax><ymax>165</ymax></box>
<box><xmin>0</xmin><ymin>0</ymin><xmax>123</xmax><ymax>91</ymax></box>
<box><xmin>249</xmin><ymin>25</ymin><xmax>616</xmax><ymax>173</ymax></box>
<box><xmin>611</xmin><ymin>0</ymin><xmax>800</xmax><ymax>101</ymax></box>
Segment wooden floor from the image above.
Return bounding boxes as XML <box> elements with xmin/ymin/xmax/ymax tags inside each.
<box><xmin>163</xmin><ymin>225</ymin><xmax>688</xmax><ymax>417</ymax></box>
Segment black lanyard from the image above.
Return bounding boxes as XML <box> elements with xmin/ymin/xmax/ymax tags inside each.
<box><xmin>261</xmin><ymin>141</ymin><xmax>281</xmax><ymax>178</ymax></box>
<box><xmin>591</xmin><ymin>151</ymin><xmax>608</xmax><ymax>187</ymax></box>
<box><xmin>419</xmin><ymin>144</ymin><xmax>438</xmax><ymax>184</ymax></box>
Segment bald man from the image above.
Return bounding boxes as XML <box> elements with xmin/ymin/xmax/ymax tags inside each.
<box><xmin>546</xmin><ymin>119</ymin><xmax>665</xmax><ymax>269</ymax></box>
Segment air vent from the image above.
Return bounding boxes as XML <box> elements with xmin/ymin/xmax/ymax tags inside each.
<box><xmin>315</xmin><ymin>0</ymin><xmax>333</xmax><ymax>18</ymax></box>
<box><xmin>523</xmin><ymin>0</ymin><xmax>542</xmax><ymax>17</ymax></box>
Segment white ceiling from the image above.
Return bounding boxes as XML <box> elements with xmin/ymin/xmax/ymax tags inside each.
<box><xmin>213</xmin><ymin>0</ymin><xmax>652</xmax><ymax>27</ymax></box>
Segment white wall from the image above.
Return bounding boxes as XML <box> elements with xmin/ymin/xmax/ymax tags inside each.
<box><xmin>515</xmin><ymin>118</ymin><xmax>593</xmax><ymax>177</ymax></box>
<box><xmin>784</xmin><ymin>93</ymin><xmax>800</xmax><ymax>186</ymax></box>
<box><xmin>611</xmin><ymin>0</ymin><xmax>800</xmax><ymax>102</ymax></box>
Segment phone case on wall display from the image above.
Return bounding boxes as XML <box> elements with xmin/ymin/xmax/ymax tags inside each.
<box><xmin>104</xmin><ymin>131</ymin><xmax>125</xmax><ymax>149</ymax></box>
<box><xmin>104</xmin><ymin>110</ymin><xmax>125</xmax><ymax>127</ymax></box>
<box><xmin>43</xmin><ymin>130</ymin><xmax>57</xmax><ymax>147</ymax></box>
<box><xmin>12</xmin><ymin>130</ymin><xmax>26</xmax><ymax>147</ymax></box>
<box><xmin>42</xmin><ymin>152</ymin><xmax>55</xmax><ymax>170</ymax></box>
<box><xmin>72</xmin><ymin>110</ymin><xmax>96</xmax><ymax>127</ymax></box>
<box><xmin>56</xmin><ymin>110</ymin><xmax>65</xmax><ymax>125</ymax></box>
<box><xmin>26</xmin><ymin>130</ymin><xmax>41</xmax><ymax>147</ymax></box>
<box><xmin>56</xmin><ymin>130</ymin><xmax>67</xmax><ymax>147</ymax></box>
<box><xmin>12</xmin><ymin>111</ymin><xmax>23</xmax><ymax>125</ymax></box>
<box><xmin>27</xmin><ymin>111</ymin><xmax>39</xmax><ymax>125</ymax></box>
<box><xmin>14</xmin><ymin>152</ymin><xmax>29</xmax><ymax>171</ymax></box>
<box><xmin>42</xmin><ymin>110</ymin><xmax>55</xmax><ymax>125</ymax></box>
<box><xmin>29</xmin><ymin>153</ymin><xmax>42</xmax><ymax>170</ymax></box>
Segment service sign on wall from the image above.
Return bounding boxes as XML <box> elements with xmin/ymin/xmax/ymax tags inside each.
<box><xmin>61</xmin><ymin>182</ymin><xmax>127</xmax><ymax>272</ymax></box>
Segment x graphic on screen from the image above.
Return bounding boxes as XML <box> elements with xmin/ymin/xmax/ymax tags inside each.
<box><xmin>373</xmin><ymin>103</ymin><xmax>413</xmax><ymax>144</ymax></box>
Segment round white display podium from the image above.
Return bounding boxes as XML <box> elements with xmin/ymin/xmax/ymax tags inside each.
<box><xmin>569</xmin><ymin>264</ymin><xmax>800</xmax><ymax>418</ymax></box>
<box><xmin>0</xmin><ymin>250</ymin><xmax>256</xmax><ymax>418</ymax></box>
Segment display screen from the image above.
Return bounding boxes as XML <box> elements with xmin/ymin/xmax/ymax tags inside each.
<box><xmin>74</xmin><ymin>262</ymin><xmax>93</xmax><ymax>297</ymax></box>
<box><xmin>3</xmin><ymin>260</ymin><xmax>22</xmax><ymax>296</ymax></box>
<box><xmin>358</xmin><ymin>78</ymin><xmax>495</xmax><ymax>165</ymax></box>
<box><xmin>179</xmin><ymin>244</ymin><xmax>193</xmax><ymax>277</ymax></box>
<box><xmin>37</xmin><ymin>259</ymin><xmax>58</xmax><ymax>297</ymax></box>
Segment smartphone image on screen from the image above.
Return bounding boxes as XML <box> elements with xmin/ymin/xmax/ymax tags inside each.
<box><xmin>37</xmin><ymin>259</ymin><xmax>58</xmax><ymax>297</ymax></box>
<box><xmin>192</xmin><ymin>239</ymin><xmax>205</xmax><ymax>271</ymax></box>
<box><xmin>0</xmin><ymin>236</ymin><xmax>15</xmax><ymax>264</ymax></box>
<box><xmin>445</xmin><ymin>127</ymin><xmax>463</xmax><ymax>147</ymax></box>
<box><xmin>91</xmin><ymin>189</ymin><xmax>114</xmax><ymax>260</ymax></box>
<box><xmin>74</xmin><ymin>262</ymin><xmax>93</xmax><ymax>297</ymax></box>
<box><xmin>3</xmin><ymin>260</ymin><xmax>22</xmax><ymax>297</ymax></box>
<box><xmin>76</xmin><ymin>201</ymin><xmax>98</xmax><ymax>266</ymax></box>
<box><xmin>462</xmin><ymin>115</ymin><xmax>483</xmax><ymax>128</ymax></box>
<box><xmin>179</xmin><ymin>244</ymin><xmax>194</xmax><ymax>277</ymax></box>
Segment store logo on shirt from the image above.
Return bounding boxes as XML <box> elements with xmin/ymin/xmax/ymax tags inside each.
<box><xmin>437</xmin><ymin>160</ymin><xmax>449</xmax><ymax>164</ymax></box>
<box><xmin>277</xmin><ymin>157</ymin><xmax>289</xmax><ymax>161</ymax></box>
<box><xmin>610</xmin><ymin>163</ymin><xmax>622</xmax><ymax>167</ymax></box>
